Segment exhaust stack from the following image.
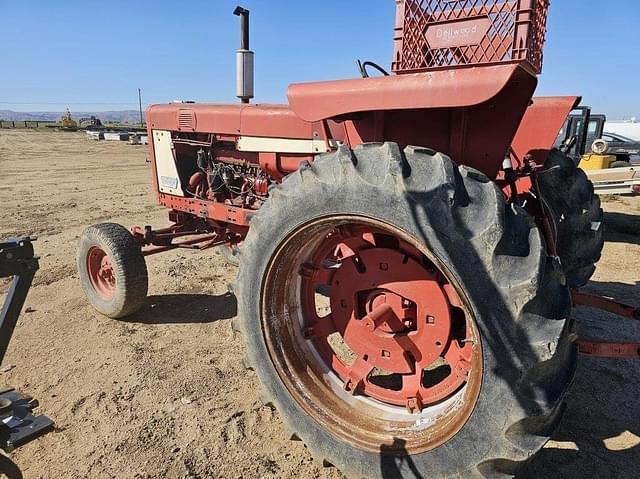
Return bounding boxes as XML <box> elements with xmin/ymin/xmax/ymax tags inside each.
<box><xmin>234</xmin><ymin>6</ymin><xmax>254</xmax><ymax>104</ymax></box>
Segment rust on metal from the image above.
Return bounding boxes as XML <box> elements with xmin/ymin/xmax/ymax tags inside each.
<box><xmin>572</xmin><ymin>290</ymin><xmax>640</xmax><ymax>321</ymax></box>
<box><xmin>572</xmin><ymin>290</ymin><xmax>640</xmax><ymax>359</ymax></box>
<box><xmin>86</xmin><ymin>246</ymin><xmax>116</xmax><ymax>300</ymax></box>
<box><xmin>141</xmin><ymin>234</ymin><xmax>225</xmax><ymax>257</ymax></box>
<box><xmin>157</xmin><ymin>195</ymin><xmax>255</xmax><ymax>226</ymax></box>
<box><xmin>135</xmin><ymin>0</ymin><xmax>569</xmax><ymax>259</ymax></box>
<box><xmin>576</xmin><ymin>341</ymin><xmax>640</xmax><ymax>359</ymax></box>
<box><xmin>289</xmin><ymin>64</ymin><xmax>538</xmax><ymax>179</ymax></box>
<box><xmin>130</xmin><ymin>223</ymin><xmax>233</xmax><ymax>257</ymax></box>
<box><xmin>260</xmin><ymin>216</ymin><xmax>483</xmax><ymax>454</ymax></box>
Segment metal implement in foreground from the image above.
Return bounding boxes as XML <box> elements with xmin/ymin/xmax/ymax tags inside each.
<box><xmin>0</xmin><ymin>238</ymin><xmax>54</xmax><ymax>452</ymax></box>
<box><xmin>76</xmin><ymin>2</ymin><xmax>639</xmax><ymax>478</ymax></box>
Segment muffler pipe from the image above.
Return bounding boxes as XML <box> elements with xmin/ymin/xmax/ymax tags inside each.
<box><xmin>234</xmin><ymin>6</ymin><xmax>254</xmax><ymax>104</ymax></box>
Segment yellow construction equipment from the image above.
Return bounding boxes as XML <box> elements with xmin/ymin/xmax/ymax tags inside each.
<box><xmin>60</xmin><ymin>108</ymin><xmax>78</xmax><ymax>131</ymax></box>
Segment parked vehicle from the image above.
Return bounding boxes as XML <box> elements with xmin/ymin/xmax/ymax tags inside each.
<box><xmin>554</xmin><ymin>108</ymin><xmax>640</xmax><ymax>194</ymax></box>
<box><xmin>605</xmin><ymin>120</ymin><xmax>640</xmax><ymax>142</ymax></box>
<box><xmin>602</xmin><ymin>132</ymin><xmax>640</xmax><ymax>164</ymax></box>
<box><xmin>556</xmin><ymin>111</ymin><xmax>639</xmax><ymax>166</ymax></box>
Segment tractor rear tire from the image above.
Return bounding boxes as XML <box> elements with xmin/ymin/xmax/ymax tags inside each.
<box><xmin>235</xmin><ymin>143</ymin><xmax>576</xmax><ymax>478</ymax></box>
<box><xmin>77</xmin><ymin>223</ymin><xmax>148</xmax><ymax>319</ymax></box>
<box><xmin>537</xmin><ymin>149</ymin><xmax>605</xmax><ymax>288</ymax></box>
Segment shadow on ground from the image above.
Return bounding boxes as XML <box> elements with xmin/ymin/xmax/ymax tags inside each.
<box><xmin>125</xmin><ymin>292</ymin><xmax>237</xmax><ymax>325</ymax></box>
<box><xmin>521</xmin><ymin>280</ymin><xmax>640</xmax><ymax>478</ymax></box>
<box><xmin>381</xmin><ymin>438</ymin><xmax>423</xmax><ymax>479</ymax></box>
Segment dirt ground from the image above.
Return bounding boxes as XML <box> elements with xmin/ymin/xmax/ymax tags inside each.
<box><xmin>0</xmin><ymin>129</ymin><xmax>639</xmax><ymax>479</ymax></box>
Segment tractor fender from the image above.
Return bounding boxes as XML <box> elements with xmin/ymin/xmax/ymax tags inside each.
<box><xmin>287</xmin><ymin>64</ymin><xmax>534</xmax><ymax>122</ymax></box>
<box><xmin>512</xmin><ymin>96</ymin><xmax>582</xmax><ymax>165</ymax></box>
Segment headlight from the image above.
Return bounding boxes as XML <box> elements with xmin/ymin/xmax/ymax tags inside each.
<box><xmin>591</xmin><ymin>139</ymin><xmax>609</xmax><ymax>155</ymax></box>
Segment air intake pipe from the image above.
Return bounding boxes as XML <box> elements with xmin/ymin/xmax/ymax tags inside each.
<box><xmin>234</xmin><ymin>6</ymin><xmax>254</xmax><ymax>104</ymax></box>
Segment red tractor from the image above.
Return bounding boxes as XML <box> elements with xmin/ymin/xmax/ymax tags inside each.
<box><xmin>77</xmin><ymin>1</ymin><xmax>611</xmax><ymax>477</ymax></box>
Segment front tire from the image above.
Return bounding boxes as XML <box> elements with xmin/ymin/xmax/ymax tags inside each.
<box><xmin>77</xmin><ymin>223</ymin><xmax>148</xmax><ymax>318</ymax></box>
<box><xmin>235</xmin><ymin>144</ymin><xmax>576</xmax><ymax>478</ymax></box>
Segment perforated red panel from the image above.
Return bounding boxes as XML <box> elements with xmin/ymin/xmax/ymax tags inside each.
<box><xmin>392</xmin><ymin>0</ymin><xmax>549</xmax><ymax>74</ymax></box>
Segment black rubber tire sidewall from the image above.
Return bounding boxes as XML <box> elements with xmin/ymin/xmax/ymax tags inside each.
<box><xmin>237</xmin><ymin>146</ymin><xmax>571</xmax><ymax>478</ymax></box>
<box><xmin>77</xmin><ymin>223</ymin><xmax>148</xmax><ymax>319</ymax></box>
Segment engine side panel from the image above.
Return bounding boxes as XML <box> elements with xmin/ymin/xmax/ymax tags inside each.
<box><xmin>153</xmin><ymin>130</ymin><xmax>185</xmax><ymax>196</ymax></box>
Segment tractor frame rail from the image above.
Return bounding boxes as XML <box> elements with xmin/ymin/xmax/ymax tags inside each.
<box><xmin>130</xmin><ymin>225</ymin><xmax>229</xmax><ymax>257</ymax></box>
<box><xmin>572</xmin><ymin>289</ymin><xmax>640</xmax><ymax>359</ymax></box>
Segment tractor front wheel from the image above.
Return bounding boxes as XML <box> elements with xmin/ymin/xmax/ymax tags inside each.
<box><xmin>77</xmin><ymin>223</ymin><xmax>148</xmax><ymax>318</ymax></box>
<box><xmin>235</xmin><ymin>143</ymin><xmax>576</xmax><ymax>478</ymax></box>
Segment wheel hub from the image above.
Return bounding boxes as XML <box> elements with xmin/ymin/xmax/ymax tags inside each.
<box><xmin>363</xmin><ymin>290</ymin><xmax>415</xmax><ymax>334</ymax></box>
<box><xmin>299</xmin><ymin>228</ymin><xmax>476</xmax><ymax>413</ymax></box>
<box><xmin>331</xmin><ymin>248</ymin><xmax>452</xmax><ymax>374</ymax></box>
<box><xmin>262</xmin><ymin>217</ymin><xmax>483</xmax><ymax>453</ymax></box>
<box><xmin>87</xmin><ymin>246</ymin><xmax>116</xmax><ymax>300</ymax></box>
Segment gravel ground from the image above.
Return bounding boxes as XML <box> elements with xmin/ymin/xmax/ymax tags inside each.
<box><xmin>0</xmin><ymin>129</ymin><xmax>638</xmax><ymax>478</ymax></box>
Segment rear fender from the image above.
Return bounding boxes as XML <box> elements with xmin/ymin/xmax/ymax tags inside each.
<box><xmin>512</xmin><ymin>96</ymin><xmax>581</xmax><ymax>166</ymax></box>
<box><xmin>288</xmin><ymin>64</ymin><xmax>538</xmax><ymax>180</ymax></box>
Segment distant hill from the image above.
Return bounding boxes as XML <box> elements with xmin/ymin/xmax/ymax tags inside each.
<box><xmin>0</xmin><ymin>110</ymin><xmax>142</xmax><ymax>123</ymax></box>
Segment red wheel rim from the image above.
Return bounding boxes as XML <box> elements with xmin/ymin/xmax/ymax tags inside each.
<box><xmin>261</xmin><ymin>217</ymin><xmax>483</xmax><ymax>453</ymax></box>
<box><xmin>86</xmin><ymin>246</ymin><xmax>116</xmax><ymax>300</ymax></box>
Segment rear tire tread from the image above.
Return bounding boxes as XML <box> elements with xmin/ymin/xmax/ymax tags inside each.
<box><xmin>237</xmin><ymin>144</ymin><xmax>576</xmax><ymax>478</ymax></box>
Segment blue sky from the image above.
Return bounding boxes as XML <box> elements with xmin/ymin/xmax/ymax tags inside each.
<box><xmin>1</xmin><ymin>0</ymin><xmax>639</xmax><ymax>119</ymax></box>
